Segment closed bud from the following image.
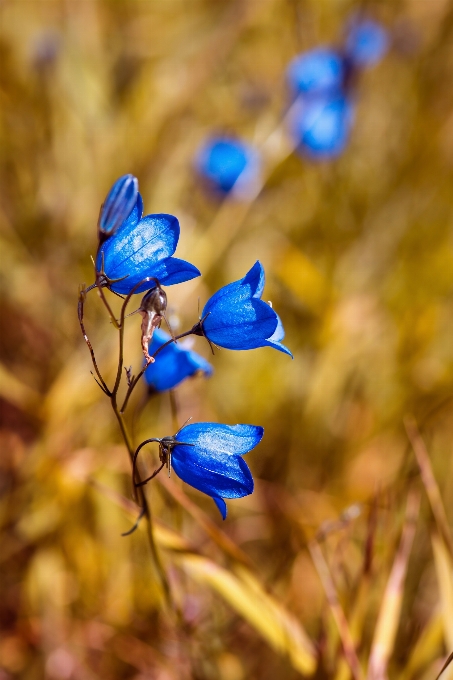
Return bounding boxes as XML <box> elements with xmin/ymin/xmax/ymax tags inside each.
<box><xmin>98</xmin><ymin>174</ymin><xmax>138</xmax><ymax>238</ymax></box>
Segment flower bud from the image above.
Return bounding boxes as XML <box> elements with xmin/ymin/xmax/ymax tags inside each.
<box><xmin>98</xmin><ymin>174</ymin><xmax>138</xmax><ymax>238</ymax></box>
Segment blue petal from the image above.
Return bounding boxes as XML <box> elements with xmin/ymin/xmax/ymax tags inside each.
<box><xmin>345</xmin><ymin>18</ymin><xmax>389</xmax><ymax>68</ymax></box>
<box><xmin>144</xmin><ymin>329</ymin><xmax>213</xmax><ymax>391</ymax></box>
<box><xmin>106</xmin><ymin>257</ymin><xmax>201</xmax><ymax>295</ymax></box>
<box><xmin>177</xmin><ymin>423</ymin><xmax>264</xmax><ymax>456</ymax></box>
<box><xmin>291</xmin><ymin>94</ymin><xmax>355</xmax><ymax>159</ymax></box>
<box><xmin>171</xmin><ymin>448</ymin><xmax>254</xmax><ymax>499</ymax></box>
<box><xmin>99</xmin><ymin>174</ymin><xmax>139</xmax><ymax>236</ymax></box>
<box><xmin>262</xmin><ymin>314</ymin><xmax>293</xmax><ymax>357</ymax></box>
<box><xmin>203</xmin><ymin>298</ymin><xmax>277</xmax><ymax>350</ymax></box>
<box><xmin>287</xmin><ymin>48</ymin><xmax>345</xmax><ymax>97</ymax></box>
<box><xmin>213</xmin><ymin>497</ymin><xmax>227</xmax><ymax>519</ymax></box>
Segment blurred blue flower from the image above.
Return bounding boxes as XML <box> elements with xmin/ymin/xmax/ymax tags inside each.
<box><xmin>98</xmin><ymin>174</ymin><xmax>139</xmax><ymax>238</ymax></box>
<box><xmin>345</xmin><ymin>17</ymin><xmax>389</xmax><ymax>68</ymax></box>
<box><xmin>170</xmin><ymin>422</ymin><xmax>263</xmax><ymax>519</ymax></box>
<box><xmin>287</xmin><ymin>47</ymin><xmax>345</xmax><ymax>98</ymax></box>
<box><xmin>196</xmin><ymin>261</ymin><xmax>292</xmax><ymax>356</ymax></box>
<box><xmin>96</xmin><ymin>193</ymin><xmax>200</xmax><ymax>295</ymax></box>
<box><xmin>196</xmin><ymin>137</ymin><xmax>260</xmax><ymax>196</ymax></box>
<box><xmin>290</xmin><ymin>94</ymin><xmax>355</xmax><ymax>159</ymax></box>
<box><xmin>144</xmin><ymin>329</ymin><xmax>213</xmax><ymax>392</ymax></box>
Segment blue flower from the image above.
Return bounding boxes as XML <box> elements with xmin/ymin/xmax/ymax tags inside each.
<box><xmin>96</xmin><ymin>193</ymin><xmax>200</xmax><ymax>295</ymax></box>
<box><xmin>289</xmin><ymin>94</ymin><xmax>355</xmax><ymax>159</ymax></box>
<box><xmin>287</xmin><ymin>47</ymin><xmax>345</xmax><ymax>98</ymax></box>
<box><xmin>196</xmin><ymin>261</ymin><xmax>292</xmax><ymax>356</ymax></box>
<box><xmin>144</xmin><ymin>329</ymin><xmax>213</xmax><ymax>392</ymax></box>
<box><xmin>196</xmin><ymin>137</ymin><xmax>260</xmax><ymax>196</ymax></box>
<box><xmin>98</xmin><ymin>174</ymin><xmax>139</xmax><ymax>237</ymax></box>
<box><xmin>344</xmin><ymin>17</ymin><xmax>389</xmax><ymax>68</ymax></box>
<box><xmin>169</xmin><ymin>422</ymin><xmax>263</xmax><ymax>519</ymax></box>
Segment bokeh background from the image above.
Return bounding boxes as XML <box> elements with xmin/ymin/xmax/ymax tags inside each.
<box><xmin>2</xmin><ymin>1</ymin><xmax>453</xmax><ymax>678</ymax></box>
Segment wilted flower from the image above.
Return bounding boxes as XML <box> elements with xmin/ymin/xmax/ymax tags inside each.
<box><xmin>144</xmin><ymin>329</ymin><xmax>213</xmax><ymax>392</ymax></box>
<box><xmin>289</xmin><ymin>94</ymin><xmax>355</xmax><ymax>159</ymax></box>
<box><xmin>195</xmin><ymin>136</ymin><xmax>260</xmax><ymax>196</ymax></box>
<box><xmin>194</xmin><ymin>261</ymin><xmax>292</xmax><ymax>356</ymax></box>
<box><xmin>137</xmin><ymin>423</ymin><xmax>263</xmax><ymax>519</ymax></box>
<box><xmin>95</xmin><ymin>192</ymin><xmax>200</xmax><ymax>295</ymax></box>
<box><xmin>98</xmin><ymin>174</ymin><xmax>139</xmax><ymax>238</ymax></box>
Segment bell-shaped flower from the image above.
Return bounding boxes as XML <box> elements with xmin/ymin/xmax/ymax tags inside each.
<box><xmin>98</xmin><ymin>174</ymin><xmax>139</xmax><ymax>238</ymax></box>
<box><xmin>144</xmin><ymin>329</ymin><xmax>213</xmax><ymax>392</ymax></box>
<box><xmin>96</xmin><ymin>193</ymin><xmax>200</xmax><ymax>295</ymax></box>
<box><xmin>170</xmin><ymin>422</ymin><xmax>263</xmax><ymax>519</ymax></box>
<box><xmin>289</xmin><ymin>94</ymin><xmax>355</xmax><ymax>160</ymax></box>
<box><xmin>195</xmin><ymin>137</ymin><xmax>260</xmax><ymax>197</ymax></box>
<box><xmin>196</xmin><ymin>261</ymin><xmax>292</xmax><ymax>356</ymax></box>
<box><xmin>344</xmin><ymin>17</ymin><xmax>389</xmax><ymax>68</ymax></box>
<box><xmin>287</xmin><ymin>47</ymin><xmax>346</xmax><ymax>98</ymax></box>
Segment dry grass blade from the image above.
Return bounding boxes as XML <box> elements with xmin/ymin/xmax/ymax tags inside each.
<box><xmin>309</xmin><ymin>540</ymin><xmax>364</xmax><ymax>680</ymax></box>
<box><xmin>178</xmin><ymin>553</ymin><xmax>317</xmax><ymax>676</ymax></box>
<box><xmin>405</xmin><ymin>415</ymin><xmax>453</xmax><ymax>555</ymax></box>
<box><xmin>436</xmin><ymin>651</ymin><xmax>453</xmax><ymax>680</ymax></box>
<box><xmin>432</xmin><ymin>532</ymin><xmax>453</xmax><ymax>650</ymax></box>
<box><xmin>367</xmin><ymin>491</ymin><xmax>420</xmax><ymax>680</ymax></box>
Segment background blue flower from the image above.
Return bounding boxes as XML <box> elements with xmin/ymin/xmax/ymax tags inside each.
<box><xmin>98</xmin><ymin>174</ymin><xmax>138</xmax><ymax>237</ymax></box>
<box><xmin>96</xmin><ymin>193</ymin><xmax>200</xmax><ymax>294</ymax></box>
<box><xmin>344</xmin><ymin>17</ymin><xmax>389</xmax><ymax>68</ymax></box>
<box><xmin>196</xmin><ymin>137</ymin><xmax>260</xmax><ymax>196</ymax></box>
<box><xmin>171</xmin><ymin>422</ymin><xmax>264</xmax><ymax>519</ymax></box>
<box><xmin>290</xmin><ymin>94</ymin><xmax>355</xmax><ymax>159</ymax></box>
<box><xmin>287</xmin><ymin>47</ymin><xmax>345</xmax><ymax>98</ymax></box>
<box><xmin>200</xmin><ymin>261</ymin><xmax>292</xmax><ymax>356</ymax></box>
<box><xmin>144</xmin><ymin>329</ymin><xmax>213</xmax><ymax>392</ymax></box>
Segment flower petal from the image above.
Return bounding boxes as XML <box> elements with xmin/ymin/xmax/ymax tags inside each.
<box><xmin>203</xmin><ymin>298</ymin><xmax>277</xmax><ymax>350</ymax></box>
<box><xmin>98</xmin><ymin>212</ymin><xmax>180</xmax><ymax>284</ymax></box>
<box><xmin>263</xmin><ymin>313</ymin><xmax>293</xmax><ymax>357</ymax></box>
<box><xmin>290</xmin><ymin>94</ymin><xmax>355</xmax><ymax>159</ymax></box>
<box><xmin>177</xmin><ymin>423</ymin><xmax>263</xmax><ymax>456</ymax></box>
<box><xmin>144</xmin><ymin>329</ymin><xmax>213</xmax><ymax>391</ymax></box>
<box><xmin>203</xmin><ymin>262</ymin><xmax>265</xmax><ymax>314</ymax></box>
<box><xmin>171</xmin><ymin>447</ymin><xmax>254</xmax><ymax>499</ymax></box>
<box><xmin>99</xmin><ymin>174</ymin><xmax>139</xmax><ymax>236</ymax></box>
<box><xmin>213</xmin><ymin>497</ymin><xmax>227</xmax><ymax>520</ymax></box>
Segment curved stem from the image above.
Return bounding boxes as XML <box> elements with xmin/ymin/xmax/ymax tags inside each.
<box><xmin>78</xmin><ymin>289</ymin><xmax>111</xmax><ymax>396</ymax></box>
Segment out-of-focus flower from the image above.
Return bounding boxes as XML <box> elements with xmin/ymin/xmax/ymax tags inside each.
<box><xmin>95</xmin><ymin>192</ymin><xmax>200</xmax><ymax>295</ymax></box>
<box><xmin>286</xmin><ymin>16</ymin><xmax>388</xmax><ymax>160</ymax></box>
<box><xmin>344</xmin><ymin>17</ymin><xmax>389</xmax><ymax>68</ymax></box>
<box><xmin>162</xmin><ymin>422</ymin><xmax>263</xmax><ymax>519</ymax></box>
<box><xmin>289</xmin><ymin>94</ymin><xmax>355</xmax><ymax>159</ymax></box>
<box><xmin>195</xmin><ymin>261</ymin><xmax>292</xmax><ymax>356</ymax></box>
<box><xmin>98</xmin><ymin>174</ymin><xmax>138</xmax><ymax>237</ymax></box>
<box><xmin>195</xmin><ymin>137</ymin><xmax>260</xmax><ymax>196</ymax></box>
<box><xmin>144</xmin><ymin>329</ymin><xmax>213</xmax><ymax>392</ymax></box>
<box><xmin>287</xmin><ymin>47</ymin><xmax>345</xmax><ymax>98</ymax></box>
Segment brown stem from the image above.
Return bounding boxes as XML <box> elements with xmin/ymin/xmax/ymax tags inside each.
<box><xmin>78</xmin><ymin>288</ymin><xmax>111</xmax><ymax>395</ymax></box>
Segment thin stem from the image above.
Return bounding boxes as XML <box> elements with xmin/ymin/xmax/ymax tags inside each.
<box><xmin>136</xmin><ymin>462</ymin><xmax>166</xmax><ymax>487</ymax></box>
<box><xmin>120</xmin><ymin>327</ymin><xmax>196</xmax><ymax>413</ymax></box>
<box><xmin>95</xmin><ymin>267</ymin><xmax>120</xmax><ymax>330</ymax></box>
<box><xmin>78</xmin><ymin>288</ymin><xmax>111</xmax><ymax>396</ymax></box>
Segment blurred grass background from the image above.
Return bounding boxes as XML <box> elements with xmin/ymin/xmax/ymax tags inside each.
<box><xmin>2</xmin><ymin>1</ymin><xmax>453</xmax><ymax>678</ymax></box>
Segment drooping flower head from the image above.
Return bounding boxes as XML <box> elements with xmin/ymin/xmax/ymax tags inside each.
<box><xmin>289</xmin><ymin>94</ymin><xmax>355</xmax><ymax>160</ymax></box>
<box><xmin>136</xmin><ymin>423</ymin><xmax>263</xmax><ymax>519</ymax></box>
<box><xmin>195</xmin><ymin>261</ymin><xmax>292</xmax><ymax>356</ymax></box>
<box><xmin>196</xmin><ymin>137</ymin><xmax>260</xmax><ymax>197</ymax></box>
<box><xmin>95</xmin><ymin>188</ymin><xmax>200</xmax><ymax>295</ymax></box>
<box><xmin>98</xmin><ymin>174</ymin><xmax>139</xmax><ymax>238</ymax></box>
<box><xmin>144</xmin><ymin>329</ymin><xmax>213</xmax><ymax>392</ymax></box>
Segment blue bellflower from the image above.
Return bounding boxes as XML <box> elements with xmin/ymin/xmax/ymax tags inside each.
<box><xmin>195</xmin><ymin>261</ymin><xmax>292</xmax><ymax>356</ymax></box>
<box><xmin>166</xmin><ymin>422</ymin><xmax>263</xmax><ymax>519</ymax></box>
<box><xmin>196</xmin><ymin>137</ymin><xmax>260</xmax><ymax>196</ymax></box>
<box><xmin>144</xmin><ymin>329</ymin><xmax>213</xmax><ymax>392</ymax></box>
<box><xmin>98</xmin><ymin>174</ymin><xmax>139</xmax><ymax>237</ymax></box>
<box><xmin>96</xmin><ymin>192</ymin><xmax>200</xmax><ymax>295</ymax></box>
<box><xmin>290</xmin><ymin>94</ymin><xmax>355</xmax><ymax>159</ymax></box>
<box><xmin>287</xmin><ymin>47</ymin><xmax>345</xmax><ymax>98</ymax></box>
<box><xmin>345</xmin><ymin>17</ymin><xmax>389</xmax><ymax>68</ymax></box>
